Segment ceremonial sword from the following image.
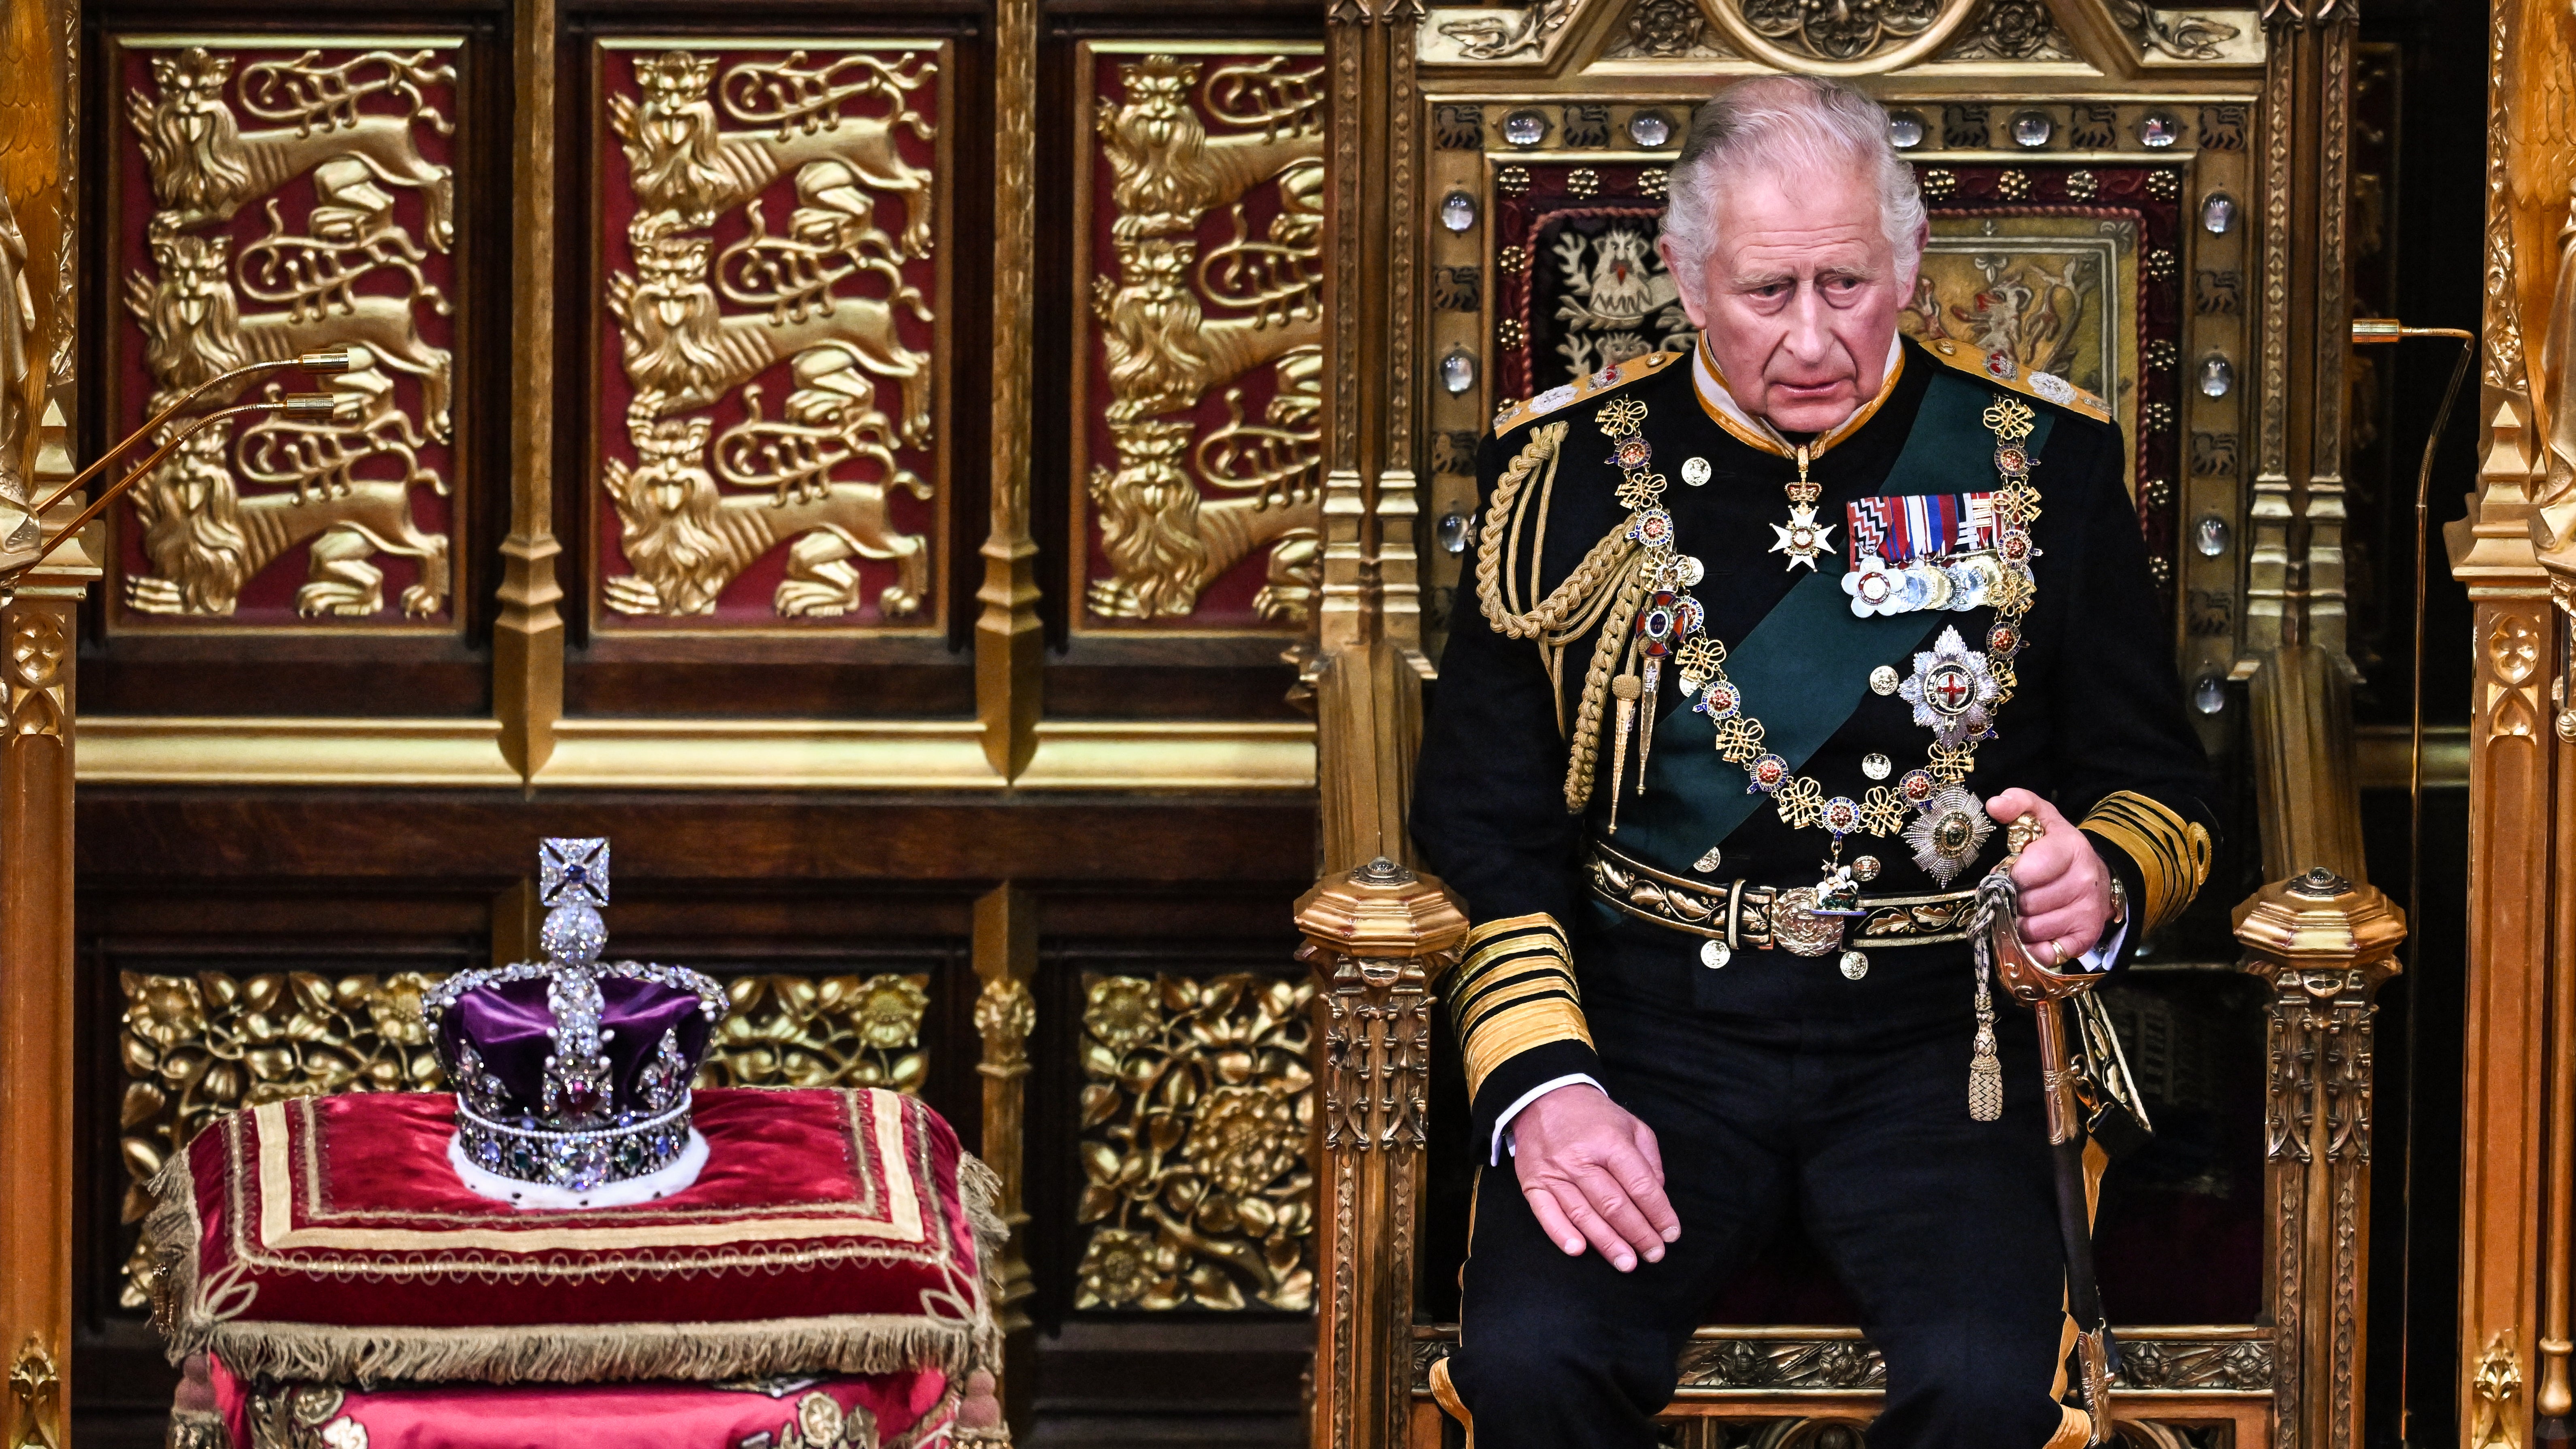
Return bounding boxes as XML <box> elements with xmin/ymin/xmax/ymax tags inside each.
<box><xmin>1976</xmin><ymin>817</ymin><xmax>2115</xmax><ymax>1449</ymax></box>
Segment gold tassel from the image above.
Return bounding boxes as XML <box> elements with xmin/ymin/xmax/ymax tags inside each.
<box><xmin>1969</xmin><ymin>957</ymin><xmax>2003</xmax><ymax>1121</ymax></box>
<box><xmin>1608</xmin><ymin>673</ymin><xmax>1641</xmax><ymax>833</ymax></box>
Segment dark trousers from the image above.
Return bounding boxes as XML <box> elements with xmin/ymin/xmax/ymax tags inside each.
<box><xmin>1447</xmin><ymin>963</ymin><xmax>2076</xmax><ymax>1449</ymax></box>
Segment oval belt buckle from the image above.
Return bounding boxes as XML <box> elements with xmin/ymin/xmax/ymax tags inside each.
<box><xmin>1767</xmin><ymin>887</ymin><xmax>1846</xmax><ymax>958</ymax></box>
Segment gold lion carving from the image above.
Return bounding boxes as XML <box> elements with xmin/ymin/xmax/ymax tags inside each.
<box><xmin>1088</xmin><ymin>351</ymin><xmax>1322</xmax><ymax>623</ymax></box>
<box><xmin>127</xmin><ymin>47</ymin><xmax>456</xmax><ymax>252</ymax></box>
<box><xmin>612</xmin><ymin>49</ymin><xmax>936</xmax><ymax>256</ymax></box>
<box><xmin>610</xmin><ymin>232</ymin><xmax>932</xmax><ymax>442</ymax></box>
<box><xmin>603</xmin><ymin>401</ymin><xmax>929</xmax><ymax>621</ymax></box>
<box><xmin>1096</xmin><ymin>54</ymin><xmax>1318</xmax><ymax>241</ymax></box>
<box><xmin>1094</xmin><ymin>237</ymin><xmax>1317</xmax><ymax>422</ymax></box>
<box><xmin>128</xmin><ymin>225</ymin><xmax>455</xmax><ymax>441</ymax></box>
<box><xmin>123</xmin><ymin>422</ymin><xmax>450</xmax><ymax>618</ymax></box>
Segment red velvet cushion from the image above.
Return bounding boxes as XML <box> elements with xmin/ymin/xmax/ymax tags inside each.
<box><xmin>148</xmin><ymin>1088</ymin><xmax>1001</xmax><ymax>1386</ymax></box>
<box><xmin>209</xmin><ymin>1353</ymin><xmax>958</xmax><ymax>1449</ymax></box>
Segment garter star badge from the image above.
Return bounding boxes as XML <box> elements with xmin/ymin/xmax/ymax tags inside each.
<box><xmin>1898</xmin><ymin>626</ymin><xmax>2001</xmax><ymax>748</ymax></box>
<box><xmin>1905</xmin><ymin>784</ymin><xmax>1996</xmax><ymax>887</ymax></box>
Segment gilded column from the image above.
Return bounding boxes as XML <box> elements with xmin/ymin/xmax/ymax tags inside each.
<box><xmin>977</xmin><ymin>0</ymin><xmax>1041</xmax><ymax>780</ymax></box>
<box><xmin>1312</xmin><ymin>0</ymin><xmax>1430</xmax><ymax>875</ymax></box>
<box><xmin>2242</xmin><ymin>0</ymin><xmax>2366</xmax><ymax>885</ymax></box>
<box><xmin>2236</xmin><ymin>869</ymin><xmax>2404</xmax><ymax>1449</ymax></box>
<box><xmin>2449</xmin><ymin>0</ymin><xmax>2573</xmax><ymax>1440</ymax></box>
<box><xmin>0</xmin><ymin>3</ymin><xmax>78</xmax><ymax>1440</ymax></box>
<box><xmin>1297</xmin><ymin>857</ymin><xmax>1466</xmax><ymax>1449</ymax></box>
<box><xmin>972</xmin><ymin>883</ymin><xmax>1038</xmax><ymax>1430</ymax></box>
<box><xmin>496</xmin><ymin>0</ymin><xmax>564</xmax><ymax>779</ymax></box>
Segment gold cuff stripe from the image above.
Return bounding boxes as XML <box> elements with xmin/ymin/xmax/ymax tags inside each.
<box><xmin>1460</xmin><ymin>913</ymin><xmax>1569</xmax><ymax>961</ymax></box>
<box><xmin>1461</xmin><ymin>995</ymin><xmax>1595</xmax><ymax>1104</ymax></box>
<box><xmin>1456</xmin><ymin>976</ymin><xmax>1580</xmax><ymax>1041</ymax></box>
<box><xmin>1452</xmin><ymin>914</ymin><xmax>1590</xmax><ymax>1100</ymax></box>
<box><xmin>2080</xmin><ymin>791</ymin><xmax>2212</xmax><ymax>934</ymax></box>
<box><xmin>1454</xmin><ymin>959</ymin><xmax>1573</xmax><ymax>1015</ymax></box>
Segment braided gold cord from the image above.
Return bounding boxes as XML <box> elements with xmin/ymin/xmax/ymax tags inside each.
<box><xmin>1476</xmin><ymin>422</ymin><xmax>1639</xmax><ymax>644</ymax></box>
<box><xmin>1562</xmin><ymin>553</ymin><xmax>1650</xmax><ymax>813</ymax></box>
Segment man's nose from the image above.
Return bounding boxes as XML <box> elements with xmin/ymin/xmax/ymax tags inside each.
<box><xmin>1781</xmin><ymin>283</ymin><xmax>1833</xmax><ymax>362</ymax></box>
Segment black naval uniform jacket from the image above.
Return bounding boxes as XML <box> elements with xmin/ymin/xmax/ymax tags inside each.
<box><xmin>1413</xmin><ymin>335</ymin><xmax>2220</xmax><ymax>1155</ymax></box>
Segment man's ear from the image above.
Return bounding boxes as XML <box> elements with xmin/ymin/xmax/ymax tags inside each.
<box><xmin>1897</xmin><ymin>216</ymin><xmax>1931</xmax><ymax>293</ymax></box>
<box><xmin>1658</xmin><ymin>234</ymin><xmax>1710</xmax><ymax>330</ymax></box>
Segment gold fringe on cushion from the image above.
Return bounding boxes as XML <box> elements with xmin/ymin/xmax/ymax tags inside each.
<box><xmin>957</xmin><ymin>1150</ymin><xmax>1011</xmax><ymax>1372</ymax></box>
<box><xmin>2078</xmin><ymin>790</ymin><xmax>2213</xmax><ymax>935</ymax></box>
<box><xmin>140</xmin><ymin>1121</ymin><xmax>1009</xmax><ymax>1388</ymax></box>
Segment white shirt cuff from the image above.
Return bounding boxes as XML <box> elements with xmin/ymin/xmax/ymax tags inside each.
<box><xmin>2078</xmin><ymin>914</ymin><xmax>2129</xmax><ymax>972</ymax></box>
<box><xmin>1490</xmin><ymin>1074</ymin><xmax>1605</xmax><ymax>1165</ymax></box>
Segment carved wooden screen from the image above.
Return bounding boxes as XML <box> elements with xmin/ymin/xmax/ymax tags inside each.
<box><xmin>63</xmin><ymin>2</ymin><xmax>1326</xmax><ymax>1445</ymax></box>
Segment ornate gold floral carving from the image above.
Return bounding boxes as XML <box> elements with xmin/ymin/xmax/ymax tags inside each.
<box><xmin>115</xmin><ymin>970</ymin><xmax>448</xmax><ymax>1306</ymax></box>
<box><xmin>1082</xmin><ymin>51</ymin><xmax>1327</xmax><ymax>626</ymax></box>
<box><xmin>601</xmin><ymin>45</ymin><xmax>940</xmax><ymax>624</ymax></box>
<box><xmin>1708</xmin><ymin>0</ymin><xmax>1981</xmax><ymax>70</ymax></box>
<box><xmin>118</xmin><ymin>44</ymin><xmax>458</xmax><ymax>622</ymax></box>
<box><xmin>115</xmin><ymin>966</ymin><xmax>932</xmax><ymax>1306</ymax></box>
<box><xmin>1073</xmin><ymin>972</ymin><xmax>1316</xmax><ymax>1311</ymax></box>
<box><xmin>698</xmin><ymin>972</ymin><xmax>932</xmax><ymax>1094</ymax></box>
<box><xmin>1937</xmin><ymin>0</ymin><xmax>2080</xmax><ymax>62</ymax></box>
<box><xmin>1604</xmin><ymin>0</ymin><xmax>1738</xmax><ymax>58</ymax></box>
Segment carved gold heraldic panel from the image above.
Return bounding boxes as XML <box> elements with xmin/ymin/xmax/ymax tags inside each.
<box><xmin>1072</xmin><ymin>971</ymin><xmax>1317</xmax><ymax>1312</ymax></box>
<box><xmin>107</xmin><ymin>38</ymin><xmax>462</xmax><ymax>630</ymax></box>
<box><xmin>1073</xmin><ymin>43</ymin><xmax>1328</xmax><ymax>632</ymax></box>
<box><xmin>592</xmin><ymin>40</ymin><xmax>950</xmax><ymax>631</ymax></box>
<box><xmin>111</xmin><ymin>968</ymin><xmax>932</xmax><ymax>1309</ymax></box>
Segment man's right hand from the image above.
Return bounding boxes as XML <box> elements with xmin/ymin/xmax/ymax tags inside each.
<box><xmin>1509</xmin><ymin>1083</ymin><xmax>1681</xmax><ymax>1272</ymax></box>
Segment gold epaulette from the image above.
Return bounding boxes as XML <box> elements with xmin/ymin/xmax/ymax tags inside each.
<box><xmin>1491</xmin><ymin>350</ymin><xmax>1684</xmax><ymax>436</ymax></box>
<box><xmin>1919</xmin><ymin>337</ymin><xmax>2114</xmax><ymax>424</ymax></box>
<box><xmin>2079</xmin><ymin>791</ymin><xmax>2213</xmax><ymax>935</ymax></box>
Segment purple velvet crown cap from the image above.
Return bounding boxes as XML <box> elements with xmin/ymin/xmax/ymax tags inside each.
<box><xmin>421</xmin><ymin>837</ymin><xmax>729</xmax><ymax>1191</ymax></box>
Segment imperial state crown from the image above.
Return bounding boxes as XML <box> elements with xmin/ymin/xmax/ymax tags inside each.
<box><xmin>422</xmin><ymin>838</ymin><xmax>728</xmax><ymax>1200</ymax></box>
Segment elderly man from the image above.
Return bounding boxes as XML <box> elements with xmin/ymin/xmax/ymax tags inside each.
<box><xmin>1412</xmin><ymin>75</ymin><xmax>2217</xmax><ymax>1449</ymax></box>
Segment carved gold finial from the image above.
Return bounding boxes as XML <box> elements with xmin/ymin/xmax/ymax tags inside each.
<box><xmin>973</xmin><ymin>975</ymin><xmax>1036</xmax><ymax>1076</ymax></box>
<box><xmin>8</xmin><ymin>1335</ymin><xmax>60</xmax><ymax>1449</ymax></box>
<box><xmin>2471</xmin><ymin>1330</ymin><xmax>2525</xmax><ymax>1449</ymax></box>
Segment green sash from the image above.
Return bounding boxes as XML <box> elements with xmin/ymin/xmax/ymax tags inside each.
<box><xmin>1604</xmin><ymin>370</ymin><xmax>2053</xmax><ymax>869</ymax></box>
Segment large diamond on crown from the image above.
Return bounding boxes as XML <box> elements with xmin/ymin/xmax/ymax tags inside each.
<box><xmin>422</xmin><ymin>838</ymin><xmax>728</xmax><ymax>1197</ymax></box>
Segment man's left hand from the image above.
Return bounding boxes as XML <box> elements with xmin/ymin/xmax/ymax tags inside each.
<box><xmin>1983</xmin><ymin>788</ymin><xmax>2113</xmax><ymax>967</ymax></box>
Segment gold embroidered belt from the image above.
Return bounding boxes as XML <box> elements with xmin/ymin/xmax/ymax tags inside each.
<box><xmin>1586</xmin><ymin>841</ymin><xmax>1979</xmax><ymax>958</ymax></box>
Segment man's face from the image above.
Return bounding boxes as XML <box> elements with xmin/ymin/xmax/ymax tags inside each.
<box><xmin>1665</xmin><ymin>161</ymin><xmax>1922</xmax><ymax>435</ymax></box>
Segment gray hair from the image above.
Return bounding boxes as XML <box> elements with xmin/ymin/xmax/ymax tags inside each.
<box><xmin>1660</xmin><ymin>75</ymin><xmax>1926</xmax><ymax>308</ymax></box>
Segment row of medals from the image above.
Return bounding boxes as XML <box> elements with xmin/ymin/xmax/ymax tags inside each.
<box><xmin>1599</xmin><ymin>391</ymin><xmax>2043</xmax><ymax>982</ymax></box>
